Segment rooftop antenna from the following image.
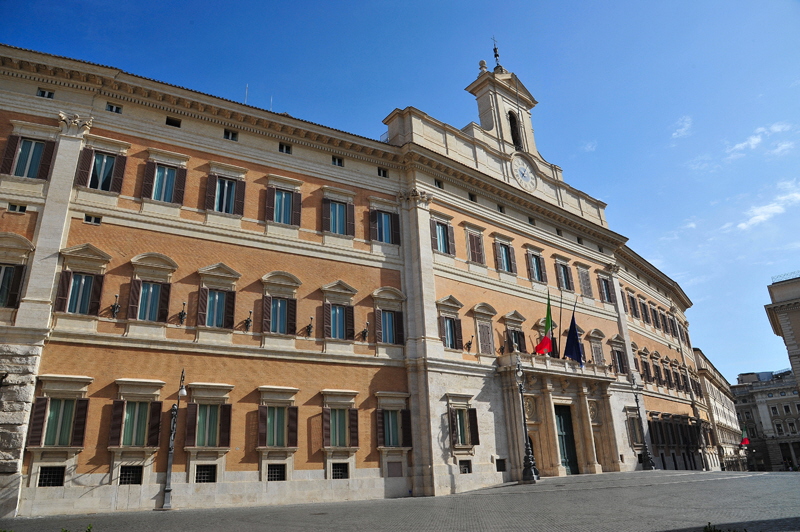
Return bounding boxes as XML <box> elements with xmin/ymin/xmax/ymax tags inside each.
<box><xmin>244</xmin><ymin>84</ymin><xmax>248</xmax><ymax>105</ymax></box>
<box><xmin>492</xmin><ymin>36</ymin><xmax>500</xmax><ymax>67</ymax></box>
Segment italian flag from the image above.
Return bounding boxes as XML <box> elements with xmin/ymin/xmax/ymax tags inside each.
<box><xmin>535</xmin><ymin>295</ymin><xmax>553</xmax><ymax>355</ymax></box>
<box><xmin>740</xmin><ymin>427</ymin><xmax>749</xmax><ymax>446</ymax></box>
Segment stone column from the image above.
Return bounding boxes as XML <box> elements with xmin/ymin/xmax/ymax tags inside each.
<box><xmin>578</xmin><ymin>384</ymin><xmax>602</xmax><ymax>474</ymax></box>
<box><xmin>600</xmin><ymin>383</ymin><xmax>622</xmax><ymax>471</ymax></box>
<box><xmin>540</xmin><ymin>378</ymin><xmax>565</xmax><ymax>476</ymax></box>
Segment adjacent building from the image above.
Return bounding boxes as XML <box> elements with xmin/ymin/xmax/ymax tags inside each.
<box><xmin>0</xmin><ymin>45</ymin><xmax>716</xmax><ymax>517</ymax></box>
<box><xmin>766</xmin><ymin>271</ymin><xmax>800</xmax><ymax>392</ymax></box>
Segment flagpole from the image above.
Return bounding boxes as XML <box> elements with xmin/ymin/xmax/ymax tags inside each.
<box><xmin>557</xmin><ymin>289</ymin><xmax>564</xmax><ymax>358</ymax></box>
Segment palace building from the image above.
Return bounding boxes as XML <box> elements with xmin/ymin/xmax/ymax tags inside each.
<box><xmin>0</xmin><ymin>44</ymin><xmax>717</xmax><ymax>517</ymax></box>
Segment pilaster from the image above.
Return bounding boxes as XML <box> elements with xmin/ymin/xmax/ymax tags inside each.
<box><xmin>577</xmin><ymin>384</ymin><xmax>602</xmax><ymax>474</ymax></box>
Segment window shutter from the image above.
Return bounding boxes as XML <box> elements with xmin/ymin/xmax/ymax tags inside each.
<box><xmin>401</xmin><ymin>409</ymin><xmax>412</xmax><ymax>447</ymax></box>
<box><xmin>219</xmin><ymin>403</ymin><xmax>232</xmax><ymax>447</ymax></box>
<box><xmin>629</xmin><ymin>296</ymin><xmax>639</xmax><ymax>318</ymax></box>
<box><xmin>429</xmin><ymin>219</ymin><xmax>438</xmax><ymax>251</ymax></box>
<box><xmin>519</xmin><ymin>330</ymin><xmax>528</xmax><ymax>353</ymax></box>
<box><xmin>344</xmin><ymin>304</ymin><xmax>355</xmax><ymax>341</ymax></box>
<box><xmin>467</xmin><ymin>408</ymin><xmax>480</xmax><ymax>445</ymax></box>
<box><xmin>448</xmin><ymin>407</ymin><xmax>459</xmax><ymax>447</ymax></box>
<box><xmin>262</xmin><ymin>295</ymin><xmax>272</xmax><ymax>333</ymax></box>
<box><xmin>493</xmin><ymin>241</ymin><xmax>501</xmax><ymax>270</ymax></box>
<box><xmin>74</xmin><ymin>148</ymin><xmax>94</xmax><ymax>187</ymax></box>
<box><xmin>508</xmin><ymin>245</ymin><xmax>517</xmax><ymax>274</ymax></box>
<box><xmin>0</xmin><ymin>135</ymin><xmax>20</xmax><ymax>175</ymax></box>
<box><xmin>376</xmin><ymin>408</ymin><xmax>385</xmax><ymax>447</ymax></box>
<box><xmin>322</xmin><ymin>198</ymin><xmax>331</xmax><ymax>232</ymax></box>
<box><xmin>447</xmin><ymin>224</ymin><xmax>456</xmax><ymax>256</ymax></box>
<box><xmin>611</xmin><ymin>351</ymin><xmax>619</xmax><ymax>373</ymax></box>
<box><xmin>478</xmin><ymin>322</ymin><xmax>492</xmax><ymax>354</ymax></box>
<box><xmin>391</xmin><ymin>213</ymin><xmax>401</xmax><ymax>245</ymax></box>
<box><xmin>395</xmin><ymin>311</ymin><xmax>404</xmax><ymax>345</ymax></box>
<box><xmin>185</xmin><ymin>403</ymin><xmax>198</xmax><ymax>447</ymax></box>
<box><xmin>323</xmin><ymin>303</ymin><xmax>332</xmax><ymax>338</ymax></box>
<box><xmin>87</xmin><ymin>274</ymin><xmax>104</xmax><ymax>316</ymax></box>
<box><xmin>205</xmin><ymin>174</ymin><xmax>218</xmax><ymax>211</ymax></box>
<box><xmin>147</xmin><ymin>401</ymin><xmax>162</xmax><ymax>447</ymax></box>
<box><xmin>374</xmin><ymin>309</ymin><xmax>382</xmax><ymax>343</ymax></box>
<box><xmin>621</xmin><ymin>292</ymin><xmax>628</xmax><ymax>313</ymax></box>
<box><xmin>257</xmin><ymin>405</ymin><xmax>267</xmax><ymax>447</ymax></box>
<box><xmin>36</xmin><ymin>140</ymin><xmax>56</xmax><ymax>180</ymax></box>
<box><xmin>525</xmin><ymin>252</ymin><xmax>534</xmax><ymax>281</ymax></box>
<box><xmin>579</xmin><ymin>268</ymin><xmax>593</xmax><ymax>297</ymax></box>
<box><xmin>286</xmin><ymin>298</ymin><xmax>297</xmax><ymax>335</ymax></box>
<box><xmin>223</xmin><ymin>290</ymin><xmax>236</xmax><ymax>329</ymax></box>
<box><xmin>233</xmin><ymin>180</ymin><xmax>246</xmax><ymax>216</ymax></box>
<box><xmin>128</xmin><ymin>279</ymin><xmax>142</xmax><ymax>320</ymax></box>
<box><xmin>652</xmin><ymin>310</ymin><xmax>660</xmax><ymax>329</ymax></box>
<box><xmin>556</xmin><ymin>263</ymin><xmax>565</xmax><ymax>289</ymax></box>
<box><xmin>565</xmin><ymin>265</ymin><xmax>575</xmax><ymax>291</ymax></box>
<box><xmin>54</xmin><ymin>270</ymin><xmax>72</xmax><ymax>312</ymax></box>
<box><xmin>346</xmin><ymin>202</ymin><xmax>356</xmax><ymax>237</ymax></box>
<box><xmin>108</xmin><ymin>400</ymin><xmax>125</xmax><ymax>446</ymax></box>
<box><xmin>109</xmin><ymin>155</ymin><xmax>127</xmax><ymax>193</ymax></box>
<box><xmin>141</xmin><ymin>161</ymin><xmax>156</xmax><ymax>199</ymax></box>
<box><xmin>6</xmin><ymin>265</ymin><xmax>25</xmax><ymax>309</ymax></box>
<box><xmin>172</xmin><ymin>167</ymin><xmax>187</xmax><ymax>205</ymax></box>
<box><xmin>322</xmin><ymin>407</ymin><xmax>331</xmax><ymax>447</ymax></box>
<box><xmin>538</xmin><ymin>256</ymin><xmax>548</xmax><ymax>283</ymax></box>
<box><xmin>369</xmin><ymin>210</ymin><xmax>378</xmax><ymax>241</ymax></box>
<box><xmin>438</xmin><ymin>316</ymin><xmax>446</xmax><ymax>345</ymax></box>
<box><xmin>291</xmin><ymin>191</ymin><xmax>302</xmax><ymax>226</ymax></box>
<box><xmin>265</xmin><ymin>186</ymin><xmax>276</xmax><ymax>221</ymax></box>
<box><xmin>286</xmin><ymin>406</ymin><xmax>298</xmax><ymax>447</ymax></box>
<box><xmin>157</xmin><ymin>283</ymin><xmax>171</xmax><ymax>323</ymax></box>
<box><xmin>70</xmin><ymin>398</ymin><xmax>90</xmax><ymax>447</ymax></box>
<box><xmin>27</xmin><ymin>397</ymin><xmax>48</xmax><ymax>447</ymax></box>
<box><xmin>505</xmin><ymin>329</ymin><xmax>514</xmax><ymax>352</ymax></box>
<box><xmin>197</xmin><ymin>287</ymin><xmax>209</xmax><ymax>327</ymax></box>
<box><xmin>454</xmin><ymin>318</ymin><xmax>464</xmax><ymax>350</ymax></box>
<box><xmin>597</xmin><ymin>278</ymin><xmax>605</xmax><ymax>302</ymax></box>
<box><xmin>348</xmin><ymin>408</ymin><xmax>359</xmax><ymax>447</ymax></box>
<box><xmin>633</xmin><ymin>357</ymin><xmax>640</xmax><ymax>372</ymax></box>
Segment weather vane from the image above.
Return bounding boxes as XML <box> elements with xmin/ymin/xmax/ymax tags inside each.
<box><xmin>492</xmin><ymin>36</ymin><xmax>500</xmax><ymax>67</ymax></box>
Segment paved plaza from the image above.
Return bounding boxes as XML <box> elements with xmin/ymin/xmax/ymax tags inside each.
<box><xmin>1</xmin><ymin>470</ymin><xmax>799</xmax><ymax>532</ymax></box>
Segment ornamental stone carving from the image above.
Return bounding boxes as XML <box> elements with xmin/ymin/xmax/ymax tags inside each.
<box><xmin>58</xmin><ymin>112</ymin><xmax>93</xmax><ymax>137</ymax></box>
<box><xmin>397</xmin><ymin>188</ymin><xmax>432</xmax><ymax>206</ymax></box>
<box><xmin>589</xmin><ymin>400</ymin><xmax>600</xmax><ymax>422</ymax></box>
<box><xmin>524</xmin><ymin>396</ymin><xmax>536</xmax><ymax>419</ymax></box>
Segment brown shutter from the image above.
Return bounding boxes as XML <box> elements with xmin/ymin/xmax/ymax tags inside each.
<box><xmin>430</xmin><ymin>219</ymin><xmax>438</xmax><ymax>251</ymax></box>
<box><xmin>265</xmin><ymin>186</ymin><xmax>276</xmax><ymax>222</ymax></box>
<box><xmin>447</xmin><ymin>224</ymin><xmax>456</xmax><ymax>256</ymax></box>
<box><xmin>264</xmin><ymin>292</ymin><xmax>279</xmax><ymax>333</ymax></box>
<box><xmin>376</xmin><ymin>408</ymin><xmax>385</xmax><ymax>447</ymax></box>
<box><xmin>369</xmin><ymin>209</ymin><xmax>378</xmax><ymax>241</ymax></box>
<box><xmin>157</xmin><ymin>283</ymin><xmax>171</xmax><ymax>323</ymax></box>
<box><xmin>70</xmin><ymin>398</ymin><xmax>89</xmax><ymax>447</ymax></box>
<box><xmin>87</xmin><ymin>274</ymin><xmax>104</xmax><ymax>316</ymax></box>
<box><xmin>374</xmin><ymin>309</ymin><xmax>382</xmax><ymax>343</ymax></box>
<box><xmin>218</xmin><ymin>403</ymin><xmax>232</xmax><ymax>447</ymax></box>
<box><xmin>493</xmin><ymin>241</ymin><xmax>501</xmax><ymax>270</ymax></box>
<box><xmin>475</xmin><ymin>235</ymin><xmax>484</xmax><ymax>264</ymax></box>
<box><xmin>556</xmin><ymin>263</ymin><xmax>565</xmax><ymax>289</ymax></box>
<box><xmin>391</xmin><ymin>213</ymin><xmax>401</xmax><ymax>245</ymax></box>
<box><xmin>346</xmin><ymin>202</ymin><xmax>355</xmax><ymax>237</ymax></box>
<box><xmin>74</xmin><ymin>148</ymin><xmax>94</xmax><ymax>187</ymax></box>
<box><xmin>147</xmin><ymin>401</ymin><xmax>162</xmax><ymax>447</ymax></box>
<box><xmin>621</xmin><ymin>292</ymin><xmax>628</xmax><ymax>313</ymax></box>
<box><xmin>448</xmin><ymin>407</ymin><xmax>459</xmax><ymax>447</ymax></box>
<box><xmin>172</xmin><ymin>167</ymin><xmax>187</xmax><ymax>205</ymax></box>
<box><xmin>233</xmin><ymin>180</ymin><xmax>246</xmax><ymax>216</ymax></box>
<box><xmin>141</xmin><ymin>161</ymin><xmax>156</xmax><ymax>199</ymax></box>
<box><xmin>128</xmin><ymin>279</ymin><xmax>142</xmax><ymax>320</ymax></box>
<box><xmin>505</xmin><ymin>329</ymin><xmax>514</xmax><ymax>352</ymax></box>
<box><xmin>478</xmin><ymin>322</ymin><xmax>492</xmax><ymax>354</ymax></box>
<box><xmin>286</xmin><ymin>298</ymin><xmax>297</xmax><ymax>335</ymax></box>
<box><xmin>54</xmin><ymin>270</ymin><xmax>72</xmax><ymax>312</ymax></box>
<box><xmin>223</xmin><ymin>290</ymin><xmax>236</xmax><ymax>329</ymax></box>
<box><xmin>344</xmin><ymin>304</ymin><xmax>355</xmax><ymax>341</ymax></box>
<box><xmin>197</xmin><ymin>287</ymin><xmax>209</xmax><ymax>327</ymax></box>
<box><xmin>323</xmin><ymin>303</ymin><xmax>332</xmax><ymax>338</ymax></box>
<box><xmin>597</xmin><ymin>278</ymin><xmax>605</xmax><ymax>302</ymax></box>
<box><xmin>395</xmin><ymin>311</ymin><xmax>404</xmax><ymax>345</ymax></box>
<box><xmin>322</xmin><ymin>407</ymin><xmax>331</xmax><ymax>447</ymax></box>
<box><xmin>401</xmin><ymin>409</ymin><xmax>412</xmax><ymax>447</ymax></box>
<box><xmin>27</xmin><ymin>397</ymin><xmax>48</xmax><ymax>447</ymax></box>
<box><xmin>579</xmin><ymin>269</ymin><xmax>593</xmax><ymax>297</ymax></box>
<box><xmin>348</xmin><ymin>408</ymin><xmax>359</xmax><ymax>447</ymax></box>
<box><xmin>205</xmin><ymin>174</ymin><xmax>218</xmax><ymax>211</ymax></box>
<box><xmin>519</xmin><ymin>330</ymin><xmax>528</xmax><ymax>353</ymax></box>
<box><xmin>108</xmin><ymin>400</ymin><xmax>125</xmax><ymax>446</ymax></box>
<box><xmin>565</xmin><ymin>265</ymin><xmax>574</xmax><ymax>291</ymax></box>
<box><xmin>6</xmin><ymin>265</ymin><xmax>25</xmax><ymax>309</ymax></box>
<box><xmin>291</xmin><ymin>191</ymin><xmax>302</xmax><ymax>226</ymax></box>
<box><xmin>525</xmin><ymin>252</ymin><xmax>534</xmax><ymax>280</ymax></box>
<box><xmin>36</xmin><ymin>140</ymin><xmax>56</xmax><ymax>180</ymax></box>
<box><xmin>257</xmin><ymin>405</ymin><xmax>267</xmax><ymax>447</ymax></box>
<box><xmin>322</xmin><ymin>198</ymin><xmax>331</xmax><ymax>232</ymax></box>
<box><xmin>0</xmin><ymin>135</ymin><xmax>20</xmax><ymax>175</ymax></box>
<box><xmin>286</xmin><ymin>406</ymin><xmax>298</xmax><ymax>447</ymax></box>
<box><xmin>467</xmin><ymin>408</ymin><xmax>480</xmax><ymax>445</ymax></box>
<box><xmin>109</xmin><ymin>155</ymin><xmax>127</xmax><ymax>193</ymax></box>
<box><xmin>538</xmin><ymin>256</ymin><xmax>548</xmax><ymax>283</ymax></box>
<box><xmin>438</xmin><ymin>316</ymin><xmax>446</xmax><ymax>345</ymax></box>
<box><xmin>508</xmin><ymin>245</ymin><xmax>517</xmax><ymax>274</ymax></box>
<box><xmin>185</xmin><ymin>402</ymin><xmax>198</xmax><ymax>447</ymax></box>
<box><xmin>454</xmin><ymin>318</ymin><xmax>464</xmax><ymax>350</ymax></box>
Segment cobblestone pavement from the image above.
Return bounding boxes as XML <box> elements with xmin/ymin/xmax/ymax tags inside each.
<box><xmin>2</xmin><ymin>470</ymin><xmax>799</xmax><ymax>532</ymax></box>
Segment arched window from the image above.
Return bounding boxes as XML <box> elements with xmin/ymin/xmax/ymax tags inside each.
<box><xmin>508</xmin><ymin>111</ymin><xmax>523</xmax><ymax>151</ymax></box>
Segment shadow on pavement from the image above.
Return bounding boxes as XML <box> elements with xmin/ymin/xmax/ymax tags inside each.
<box><xmin>663</xmin><ymin>517</ymin><xmax>800</xmax><ymax>532</ymax></box>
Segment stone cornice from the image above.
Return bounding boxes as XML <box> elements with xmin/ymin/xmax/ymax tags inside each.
<box><xmin>616</xmin><ymin>245</ymin><xmax>692</xmax><ymax>310</ymax></box>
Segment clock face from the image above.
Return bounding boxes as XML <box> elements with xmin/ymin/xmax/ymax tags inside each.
<box><xmin>512</xmin><ymin>157</ymin><xmax>537</xmax><ymax>192</ymax></box>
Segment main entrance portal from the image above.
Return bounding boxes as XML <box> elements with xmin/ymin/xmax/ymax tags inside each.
<box><xmin>555</xmin><ymin>405</ymin><xmax>579</xmax><ymax>474</ymax></box>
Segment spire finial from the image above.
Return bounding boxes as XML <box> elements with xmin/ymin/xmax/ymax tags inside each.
<box><xmin>492</xmin><ymin>36</ymin><xmax>500</xmax><ymax>67</ymax></box>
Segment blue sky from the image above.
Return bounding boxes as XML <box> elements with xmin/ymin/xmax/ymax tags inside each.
<box><xmin>3</xmin><ymin>1</ymin><xmax>799</xmax><ymax>383</ymax></box>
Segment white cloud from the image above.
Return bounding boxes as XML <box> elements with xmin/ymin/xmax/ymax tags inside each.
<box><xmin>580</xmin><ymin>140</ymin><xmax>597</xmax><ymax>152</ymax></box>
<box><xmin>725</xmin><ymin>122</ymin><xmax>792</xmax><ymax>161</ymax></box>
<box><xmin>737</xmin><ymin>181</ymin><xmax>800</xmax><ymax>230</ymax></box>
<box><xmin>672</xmin><ymin>116</ymin><xmax>692</xmax><ymax>138</ymax></box>
<box><xmin>727</xmin><ymin>134</ymin><xmax>762</xmax><ymax>153</ymax></box>
<box><xmin>770</xmin><ymin>123</ymin><xmax>791</xmax><ymax>133</ymax></box>
<box><xmin>768</xmin><ymin>141</ymin><xmax>794</xmax><ymax>156</ymax></box>
<box><xmin>682</xmin><ymin>222</ymin><xmax>697</xmax><ymax>229</ymax></box>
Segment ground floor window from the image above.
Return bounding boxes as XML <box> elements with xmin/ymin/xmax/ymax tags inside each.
<box><xmin>331</xmin><ymin>462</ymin><xmax>349</xmax><ymax>479</ymax></box>
<box><xmin>459</xmin><ymin>460</ymin><xmax>472</xmax><ymax>474</ymax></box>
<box><xmin>119</xmin><ymin>465</ymin><xmax>143</xmax><ymax>485</ymax></box>
<box><xmin>267</xmin><ymin>463</ymin><xmax>287</xmax><ymax>481</ymax></box>
<box><xmin>38</xmin><ymin>466</ymin><xmax>66</xmax><ymax>487</ymax></box>
<box><xmin>195</xmin><ymin>464</ymin><xmax>217</xmax><ymax>483</ymax></box>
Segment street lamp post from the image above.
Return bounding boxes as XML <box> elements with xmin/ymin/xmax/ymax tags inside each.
<box><xmin>515</xmin><ymin>356</ymin><xmax>537</xmax><ymax>483</ymax></box>
<box><xmin>632</xmin><ymin>387</ymin><xmax>656</xmax><ymax>470</ymax></box>
<box><xmin>161</xmin><ymin>368</ymin><xmax>187</xmax><ymax>510</ymax></box>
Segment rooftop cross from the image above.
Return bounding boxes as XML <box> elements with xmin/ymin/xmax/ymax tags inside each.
<box><xmin>492</xmin><ymin>36</ymin><xmax>500</xmax><ymax>66</ymax></box>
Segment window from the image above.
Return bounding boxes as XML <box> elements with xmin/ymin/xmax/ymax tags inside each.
<box><xmin>0</xmin><ymin>264</ymin><xmax>23</xmax><ymax>308</ymax></box>
<box><xmin>526</xmin><ymin>253</ymin><xmax>547</xmax><ymax>283</ymax></box>
<box><xmin>38</xmin><ymin>466</ymin><xmax>65</xmax><ymax>487</ymax></box>
<box><xmin>506</xmin><ymin>328</ymin><xmax>527</xmax><ymax>353</ymax></box>
<box><xmin>496</xmin><ymin>459</ymin><xmax>507</xmax><ymax>472</ymax></box>
<box><xmin>37</xmin><ymin>88</ymin><xmax>54</xmax><ymax>99</ymax></box>
<box><xmin>205</xmin><ymin>289</ymin><xmax>228</xmax><ymax>328</ymax></box>
<box><xmin>467</xmin><ymin>232</ymin><xmax>485</xmax><ymax>264</ymax></box>
<box><xmin>768</xmin><ymin>393</ymin><xmax>774</xmax><ymax>398</ymax></box>
<box><xmin>431</xmin><ymin>220</ymin><xmax>454</xmax><ymax>255</ymax></box>
<box><xmin>651</xmin><ymin>307</ymin><xmax>660</xmax><ymax>329</ymax></box>
<box><xmin>469</xmin><ymin>193</ymin><xmax>477</xmax><ymax>202</ymax></box>
<box><xmin>214</xmin><ymin>177</ymin><xmax>237</xmax><ymax>214</ymax></box>
<box><xmin>195</xmin><ymin>464</ymin><xmax>217</xmax><ymax>483</ymax></box>
<box><xmin>196</xmin><ymin>404</ymin><xmax>221</xmax><ymax>446</ymax></box>
<box><xmin>556</xmin><ymin>228</ymin><xmax>563</xmax><ymax>237</ymax></box>
<box><xmin>449</xmin><ymin>406</ymin><xmax>479</xmax><ymax>447</ymax></box>
<box><xmin>324</xmin><ymin>199</ymin><xmax>354</xmax><ymax>236</ymax></box>
<box><xmin>382</xmin><ymin>409</ymin><xmax>400</xmax><ymax>447</ymax></box>
<box><xmin>528</xmin><ymin>216</ymin><xmax>535</xmax><ymax>225</ymax></box>
<box><xmin>612</xmin><ymin>349</ymin><xmax>628</xmax><ymax>374</ymax></box>
<box><xmin>223</xmin><ymin>129</ymin><xmax>238</xmax><ymax>141</ymax></box>
<box><xmin>122</xmin><ymin>401</ymin><xmax>150</xmax><ymax>446</ymax></box>
<box><xmin>7</xmin><ymin>203</ymin><xmax>26</xmax><ymax>213</ymax></box>
<box><xmin>267</xmin><ymin>187</ymin><xmax>301</xmax><ymax>226</ymax></box>
<box><xmin>44</xmin><ymin>398</ymin><xmax>77</xmax><ymax>446</ymax></box>
<box><xmin>377</xmin><ymin>167</ymin><xmax>388</xmax><ymax>178</ymax></box>
<box><xmin>377</xmin><ymin>309</ymin><xmax>403</xmax><ymax>345</ymax></box>
<box><xmin>576</xmin><ymin>237</ymin><xmax>583</xmax><ymax>245</ymax></box>
<box><xmin>331</xmin><ymin>463</ymin><xmax>349</xmax><ymax>479</ymax></box>
<box><xmin>84</xmin><ymin>215</ymin><xmax>101</xmax><ymax>225</ymax></box>
<box><xmin>267</xmin><ymin>463</ymin><xmax>287</xmax><ymax>481</ymax></box>
<box><xmin>67</xmin><ymin>273</ymin><xmax>94</xmax><ymax>314</ymax></box>
<box><xmin>494</xmin><ymin>242</ymin><xmax>516</xmax><ymax>273</ymax></box>
<box><xmin>329</xmin><ymin>304</ymin><xmax>346</xmax><ymax>339</ymax></box>
<box><xmin>257</xmin><ymin>399</ymin><xmax>298</xmax><ymax>449</ymax></box>
<box><xmin>497</xmin><ymin>204</ymin><xmax>505</xmax><ymax>214</ymax></box>
<box><xmin>266</xmin><ymin>406</ymin><xmax>286</xmax><ymax>446</ymax></box>
<box><xmin>508</xmin><ymin>111</ymin><xmax>523</xmax><ymax>150</ymax></box>
<box><xmin>329</xmin><ymin>408</ymin><xmax>348</xmax><ymax>446</ymax></box>
<box><xmin>440</xmin><ymin>316</ymin><xmax>462</xmax><ymax>350</ymax></box>
<box><xmin>89</xmin><ymin>152</ymin><xmax>116</xmax><ymax>191</ymax></box>
<box><xmin>165</xmin><ymin>117</ymin><xmax>181</xmax><ymax>128</ymax></box>
<box><xmin>270</xmin><ymin>297</ymin><xmax>288</xmax><ymax>334</ymax></box>
<box><xmin>279</xmin><ymin>142</ymin><xmax>292</xmax><ymax>154</ymax></box>
<box><xmin>434</xmin><ymin>179</ymin><xmax>444</xmax><ymax>189</ymax></box>
<box><xmin>776</xmin><ymin>423</ymin><xmax>784</xmax><ymax>435</ymax></box>
<box><xmin>152</xmin><ymin>164</ymin><xmax>176</xmax><ymax>203</ymax></box>
<box><xmin>640</xmin><ymin>301</ymin><xmax>651</xmax><ymax>324</ymax></box>
<box><xmin>789</xmin><ymin>423</ymin><xmax>797</xmax><ymax>434</ymax></box>
<box><xmin>771</xmin><ymin>406</ymin><xmax>779</xmax><ymax>415</ymax></box>
<box><xmin>459</xmin><ymin>460</ymin><xmax>473</xmax><ymax>474</ymax></box>
<box><xmin>598</xmin><ymin>277</ymin><xmax>614</xmax><ymax>303</ymax></box>
<box><xmin>13</xmin><ymin>138</ymin><xmax>45</xmax><ymax>178</ymax></box>
<box><xmin>576</xmin><ymin>266</ymin><xmax>593</xmax><ymax>297</ymax></box>
<box><xmin>137</xmin><ymin>281</ymin><xmax>162</xmax><ymax>321</ymax></box>
<box><xmin>106</xmin><ymin>103</ymin><xmax>122</xmax><ymax>114</ymax></box>
<box><xmin>370</xmin><ymin>210</ymin><xmax>400</xmax><ymax>245</ymax></box>
<box><xmin>331</xmin><ymin>156</ymin><xmax>344</xmax><ymax>167</ymax></box>
<box><xmin>785</xmin><ymin>405</ymin><xmax>791</xmax><ymax>414</ymax></box>
<box><xmin>555</xmin><ymin>262</ymin><xmax>574</xmax><ymax>291</ymax></box>
<box><xmin>119</xmin><ymin>465</ymin><xmax>143</xmax><ymax>485</ymax></box>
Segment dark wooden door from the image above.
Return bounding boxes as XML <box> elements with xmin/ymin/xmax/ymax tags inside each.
<box><xmin>555</xmin><ymin>405</ymin><xmax>579</xmax><ymax>475</ymax></box>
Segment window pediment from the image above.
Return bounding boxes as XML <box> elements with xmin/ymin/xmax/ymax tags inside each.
<box><xmin>321</xmin><ymin>280</ymin><xmax>358</xmax><ymax>305</ymax></box>
<box><xmin>436</xmin><ymin>295</ymin><xmax>463</xmax><ymax>314</ymax></box>
<box><xmin>562</xmin><ymin>324</ymin><xmax>584</xmax><ymax>336</ymax></box>
<box><xmin>131</xmin><ymin>252</ymin><xmax>178</xmax><ymax>283</ymax></box>
<box><xmin>321</xmin><ymin>389</ymin><xmax>358</xmax><ymax>408</ymax></box>
<box><xmin>9</xmin><ymin>120</ymin><xmax>60</xmax><ymax>141</ymax></box>
<box><xmin>147</xmin><ymin>148</ymin><xmax>189</xmax><ymax>168</ymax></box>
<box><xmin>372</xmin><ymin>286</ymin><xmax>405</xmax><ymax>303</ymax></box>
<box><xmin>607</xmin><ymin>334</ymin><xmax>625</xmax><ymax>347</ymax></box>
<box><xmin>208</xmin><ymin>161</ymin><xmax>247</xmax><ymax>180</ymax></box>
<box><xmin>262</xmin><ymin>271</ymin><xmax>302</xmax><ymax>298</ymax></box>
<box><xmin>586</xmin><ymin>328</ymin><xmax>605</xmax><ymax>340</ymax></box>
<box><xmin>61</xmin><ymin>243</ymin><xmax>112</xmax><ymax>274</ymax></box>
<box><xmin>198</xmin><ymin>263</ymin><xmax>241</xmax><ymax>290</ymax></box>
<box><xmin>0</xmin><ymin>232</ymin><xmax>34</xmax><ymax>264</ymax></box>
<box><xmin>188</xmin><ymin>382</ymin><xmax>234</xmax><ymax>404</ymax></box>
<box><xmin>503</xmin><ymin>310</ymin><xmax>526</xmax><ymax>328</ymax></box>
<box><xmin>258</xmin><ymin>385</ymin><xmax>299</xmax><ymax>406</ymax></box>
<box><xmin>115</xmin><ymin>378</ymin><xmax>165</xmax><ymax>402</ymax></box>
<box><xmin>471</xmin><ymin>302</ymin><xmax>497</xmax><ymax>318</ymax></box>
<box><xmin>374</xmin><ymin>391</ymin><xmax>409</xmax><ymax>410</ymax></box>
<box><xmin>83</xmin><ymin>134</ymin><xmax>131</xmax><ymax>156</ymax></box>
<box><xmin>536</xmin><ymin>317</ymin><xmax>558</xmax><ymax>332</ymax></box>
<box><xmin>267</xmin><ymin>173</ymin><xmax>303</xmax><ymax>191</ymax></box>
<box><xmin>39</xmin><ymin>374</ymin><xmax>93</xmax><ymax>399</ymax></box>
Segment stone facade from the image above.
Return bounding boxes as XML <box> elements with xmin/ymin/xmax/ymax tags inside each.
<box><xmin>0</xmin><ymin>45</ymin><xmax>720</xmax><ymax>517</ymax></box>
